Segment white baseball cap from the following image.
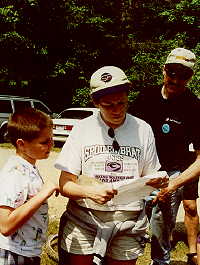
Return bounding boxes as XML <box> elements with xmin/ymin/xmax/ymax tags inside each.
<box><xmin>90</xmin><ymin>66</ymin><xmax>131</xmax><ymax>100</ymax></box>
<box><xmin>165</xmin><ymin>48</ymin><xmax>196</xmax><ymax>70</ymax></box>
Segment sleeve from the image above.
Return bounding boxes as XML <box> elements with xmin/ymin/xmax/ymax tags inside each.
<box><xmin>0</xmin><ymin>170</ymin><xmax>28</xmax><ymax>209</ymax></box>
<box><xmin>54</xmin><ymin>123</ymin><xmax>82</xmax><ymax>175</ymax></box>
<box><xmin>142</xmin><ymin>124</ymin><xmax>161</xmax><ymax>176</ymax></box>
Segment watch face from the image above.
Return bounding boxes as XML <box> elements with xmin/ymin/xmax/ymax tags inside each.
<box><xmin>162</xmin><ymin>123</ymin><xmax>170</xmax><ymax>134</ymax></box>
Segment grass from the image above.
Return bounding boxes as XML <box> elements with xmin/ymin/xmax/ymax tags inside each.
<box><xmin>42</xmin><ymin>219</ymin><xmax>190</xmax><ymax>265</ymax></box>
<box><xmin>0</xmin><ymin>143</ymin><xmax>14</xmax><ymax>149</ymax></box>
<box><xmin>41</xmin><ymin>218</ymin><xmax>59</xmax><ymax>265</ymax></box>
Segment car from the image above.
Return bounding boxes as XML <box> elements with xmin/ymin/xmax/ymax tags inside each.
<box><xmin>53</xmin><ymin>107</ymin><xmax>99</xmax><ymax>143</ymax></box>
<box><xmin>0</xmin><ymin>95</ymin><xmax>53</xmax><ymax>143</ymax></box>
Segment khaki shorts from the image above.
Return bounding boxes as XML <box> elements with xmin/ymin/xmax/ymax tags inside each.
<box><xmin>61</xmin><ymin>209</ymin><xmax>148</xmax><ymax>260</ymax></box>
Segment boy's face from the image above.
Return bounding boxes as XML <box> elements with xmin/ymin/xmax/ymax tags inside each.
<box><xmin>17</xmin><ymin>127</ymin><xmax>53</xmax><ymax>165</ymax></box>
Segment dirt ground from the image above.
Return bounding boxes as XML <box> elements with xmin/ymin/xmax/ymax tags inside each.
<box><xmin>0</xmin><ymin>147</ymin><xmax>67</xmax><ymax>220</ymax></box>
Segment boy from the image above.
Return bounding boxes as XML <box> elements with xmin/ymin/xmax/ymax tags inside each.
<box><xmin>0</xmin><ymin>108</ymin><xmax>59</xmax><ymax>265</ymax></box>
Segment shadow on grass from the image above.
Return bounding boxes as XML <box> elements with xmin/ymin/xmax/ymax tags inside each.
<box><xmin>53</xmin><ymin>141</ymin><xmax>64</xmax><ymax>149</ymax></box>
<box><xmin>172</xmin><ymin>221</ymin><xmax>188</xmax><ymax>247</ymax></box>
<box><xmin>170</xmin><ymin>222</ymin><xmax>189</xmax><ymax>265</ymax></box>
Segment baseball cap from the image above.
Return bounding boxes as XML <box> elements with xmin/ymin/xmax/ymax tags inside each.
<box><xmin>165</xmin><ymin>48</ymin><xmax>196</xmax><ymax>70</ymax></box>
<box><xmin>90</xmin><ymin>66</ymin><xmax>131</xmax><ymax>100</ymax></box>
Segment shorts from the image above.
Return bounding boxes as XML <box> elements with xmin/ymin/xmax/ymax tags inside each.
<box><xmin>60</xmin><ymin>209</ymin><xmax>148</xmax><ymax>261</ymax></box>
<box><xmin>168</xmin><ymin>170</ymin><xmax>199</xmax><ymax>200</ymax></box>
<box><xmin>0</xmin><ymin>248</ymin><xmax>40</xmax><ymax>265</ymax></box>
<box><xmin>182</xmin><ymin>179</ymin><xmax>199</xmax><ymax>200</ymax></box>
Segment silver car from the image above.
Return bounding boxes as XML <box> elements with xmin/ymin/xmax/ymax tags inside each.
<box><xmin>0</xmin><ymin>95</ymin><xmax>53</xmax><ymax>142</ymax></box>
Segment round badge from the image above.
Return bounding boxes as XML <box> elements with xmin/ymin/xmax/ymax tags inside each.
<box><xmin>162</xmin><ymin>123</ymin><xmax>170</xmax><ymax>134</ymax></box>
<box><xmin>101</xmin><ymin>73</ymin><xmax>112</xmax><ymax>82</ymax></box>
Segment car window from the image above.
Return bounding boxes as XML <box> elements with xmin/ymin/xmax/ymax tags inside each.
<box><xmin>14</xmin><ymin>100</ymin><xmax>32</xmax><ymax>111</ymax></box>
<box><xmin>0</xmin><ymin>100</ymin><xmax>12</xmax><ymax>113</ymax></box>
<box><xmin>59</xmin><ymin>110</ymin><xmax>94</xmax><ymax>119</ymax></box>
<box><xmin>33</xmin><ymin>101</ymin><xmax>51</xmax><ymax>114</ymax></box>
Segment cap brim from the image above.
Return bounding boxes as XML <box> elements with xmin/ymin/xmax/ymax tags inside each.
<box><xmin>165</xmin><ymin>60</ymin><xmax>194</xmax><ymax>70</ymax></box>
<box><xmin>91</xmin><ymin>84</ymin><xmax>130</xmax><ymax>100</ymax></box>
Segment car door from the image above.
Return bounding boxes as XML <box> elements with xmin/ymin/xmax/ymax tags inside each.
<box><xmin>13</xmin><ymin>99</ymin><xmax>32</xmax><ymax>112</ymax></box>
<box><xmin>0</xmin><ymin>99</ymin><xmax>13</xmax><ymax>126</ymax></box>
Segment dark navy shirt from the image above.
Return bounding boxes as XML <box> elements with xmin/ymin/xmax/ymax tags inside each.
<box><xmin>129</xmin><ymin>86</ymin><xmax>200</xmax><ymax>171</ymax></box>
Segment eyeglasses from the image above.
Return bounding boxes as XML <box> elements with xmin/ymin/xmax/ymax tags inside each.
<box><xmin>108</xmin><ymin>127</ymin><xmax>120</xmax><ymax>151</ymax></box>
<box><xmin>99</xmin><ymin>101</ymin><xmax>128</xmax><ymax>109</ymax></box>
<box><xmin>165</xmin><ymin>68</ymin><xmax>192</xmax><ymax>81</ymax></box>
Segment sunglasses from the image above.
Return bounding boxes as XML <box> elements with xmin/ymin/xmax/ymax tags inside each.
<box><xmin>165</xmin><ymin>68</ymin><xmax>192</xmax><ymax>81</ymax></box>
<box><xmin>108</xmin><ymin>127</ymin><xmax>120</xmax><ymax>151</ymax></box>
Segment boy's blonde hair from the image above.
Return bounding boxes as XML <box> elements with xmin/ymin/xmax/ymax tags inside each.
<box><xmin>8</xmin><ymin>108</ymin><xmax>53</xmax><ymax>147</ymax></box>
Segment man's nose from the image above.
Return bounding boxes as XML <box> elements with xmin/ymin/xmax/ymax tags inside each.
<box><xmin>111</xmin><ymin>104</ymin><xmax>123</xmax><ymax>113</ymax></box>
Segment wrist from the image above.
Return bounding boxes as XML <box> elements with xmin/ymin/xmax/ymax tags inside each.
<box><xmin>39</xmin><ymin>188</ymin><xmax>54</xmax><ymax>199</ymax></box>
<box><xmin>168</xmin><ymin>179</ymin><xmax>179</xmax><ymax>192</ymax></box>
<box><xmin>82</xmin><ymin>185</ymin><xmax>94</xmax><ymax>199</ymax></box>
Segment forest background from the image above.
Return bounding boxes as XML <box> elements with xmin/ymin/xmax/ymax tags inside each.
<box><xmin>0</xmin><ymin>0</ymin><xmax>200</xmax><ymax>112</ymax></box>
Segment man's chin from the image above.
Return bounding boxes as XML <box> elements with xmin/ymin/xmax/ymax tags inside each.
<box><xmin>166</xmin><ymin>84</ymin><xmax>178</xmax><ymax>94</ymax></box>
<box><xmin>112</xmin><ymin>117</ymin><xmax>124</xmax><ymax>124</ymax></box>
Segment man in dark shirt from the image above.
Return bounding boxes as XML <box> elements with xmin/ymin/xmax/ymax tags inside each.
<box><xmin>129</xmin><ymin>48</ymin><xmax>200</xmax><ymax>265</ymax></box>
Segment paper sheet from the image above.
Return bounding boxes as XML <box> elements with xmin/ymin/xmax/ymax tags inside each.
<box><xmin>110</xmin><ymin>171</ymin><xmax>167</xmax><ymax>204</ymax></box>
<box><xmin>78</xmin><ymin>171</ymin><xmax>167</xmax><ymax>208</ymax></box>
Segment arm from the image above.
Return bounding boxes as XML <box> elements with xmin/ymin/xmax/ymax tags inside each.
<box><xmin>0</xmin><ymin>180</ymin><xmax>59</xmax><ymax>236</ymax></box>
<box><xmin>146</xmin><ymin>175</ymin><xmax>169</xmax><ymax>189</ymax></box>
<box><xmin>158</xmin><ymin>150</ymin><xmax>200</xmax><ymax>201</ymax></box>
<box><xmin>59</xmin><ymin>171</ymin><xmax>117</xmax><ymax>204</ymax></box>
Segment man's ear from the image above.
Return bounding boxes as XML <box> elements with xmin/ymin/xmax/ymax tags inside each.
<box><xmin>163</xmin><ymin>65</ymin><xmax>166</xmax><ymax>75</ymax></box>
<box><xmin>92</xmin><ymin>99</ymin><xmax>99</xmax><ymax>108</ymax></box>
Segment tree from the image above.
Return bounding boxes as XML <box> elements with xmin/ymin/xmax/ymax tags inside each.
<box><xmin>0</xmin><ymin>0</ymin><xmax>199</xmax><ymax>109</ymax></box>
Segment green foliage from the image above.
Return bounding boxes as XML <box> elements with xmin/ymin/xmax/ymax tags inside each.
<box><xmin>0</xmin><ymin>0</ymin><xmax>200</xmax><ymax>108</ymax></box>
<box><xmin>1</xmin><ymin>31</ymin><xmax>28</xmax><ymax>49</ymax></box>
<box><xmin>0</xmin><ymin>5</ymin><xmax>19</xmax><ymax>24</ymax></box>
<box><xmin>128</xmin><ymin>90</ymin><xmax>139</xmax><ymax>104</ymax></box>
<box><xmin>0</xmin><ymin>31</ymin><xmax>31</xmax><ymax>68</ymax></box>
<box><xmin>72</xmin><ymin>86</ymin><xmax>92</xmax><ymax>107</ymax></box>
<box><xmin>50</xmin><ymin>60</ymin><xmax>77</xmax><ymax>78</ymax></box>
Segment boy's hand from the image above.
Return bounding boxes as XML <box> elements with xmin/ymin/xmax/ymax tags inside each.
<box><xmin>41</xmin><ymin>180</ymin><xmax>60</xmax><ymax>198</ymax></box>
<box><xmin>55</xmin><ymin>190</ymin><xmax>59</xmax><ymax>197</ymax></box>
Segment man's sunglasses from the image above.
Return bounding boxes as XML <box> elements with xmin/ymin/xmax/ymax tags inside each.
<box><xmin>108</xmin><ymin>128</ymin><xmax>120</xmax><ymax>152</ymax></box>
<box><xmin>165</xmin><ymin>68</ymin><xmax>193</xmax><ymax>81</ymax></box>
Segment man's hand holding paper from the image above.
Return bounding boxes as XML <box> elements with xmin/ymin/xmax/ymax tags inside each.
<box><xmin>146</xmin><ymin>176</ymin><xmax>169</xmax><ymax>189</ymax></box>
